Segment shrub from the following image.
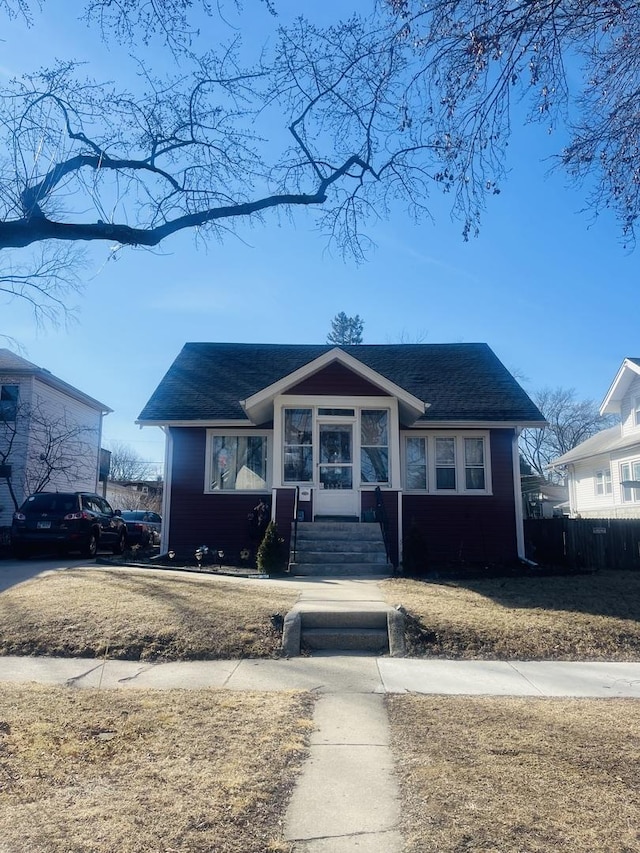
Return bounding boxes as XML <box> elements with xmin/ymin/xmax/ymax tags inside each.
<box><xmin>256</xmin><ymin>521</ymin><xmax>286</xmax><ymax>573</ymax></box>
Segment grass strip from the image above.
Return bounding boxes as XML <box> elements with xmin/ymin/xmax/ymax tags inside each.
<box><xmin>0</xmin><ymin>684</ymin><xmax>315</xmax><ymax>853</ymax></box>
<box><xmin>0</xmin><ymin>569</ymin><xmax>298</xmax><ymax>660</ymax></box>
<box><xmin>384</xmin><ymin>571</ymin><xmax>640</xmax><ymax>659</ymax></box>
<box><xmin>387</xmin><ymin>695</ymin><xmax>640</xmax><ymax>853</ymax></box>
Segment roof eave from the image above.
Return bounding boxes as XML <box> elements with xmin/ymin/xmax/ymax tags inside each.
<box><xmin>600</xmin><ymin>357</ymin><xmax>640</xmax><ymax>415</ymax></box>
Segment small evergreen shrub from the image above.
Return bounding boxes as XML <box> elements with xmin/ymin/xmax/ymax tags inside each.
<box><xmin>256</xmin><ymin>521</ymin><xmax>286</xmax><ymax>573</ymax></box>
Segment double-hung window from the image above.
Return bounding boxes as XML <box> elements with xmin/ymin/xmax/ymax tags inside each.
<box><xmin>435</xmin><ymin>437</ymin><xmax>456</xmax><ymax>490</ymax></box>
<box><xmin>208</xmin><ymin>434</ymin><xmax>268</xmax><ymax>491</ymax></box>
<box><xmin>283</xmin><ymin>408</ymin><xmax>313</xmax><ymax>483</ymax></box>
<box><xmin>360</xmin><ymin>409</ymin><xmax>389</xmax><ymax>483</ymax></box>
<box><xmin>405</xmin><ymin>434</ymin><xmax>490</xmax><ymax>494</ymax></box>
<box><xmin>621</xmin><ymin>461</ymin><xmax>640</xmax><ymax>502</ymax></box>
<box><xmin>464</xmin><ymin>438</ymin><xmax>486</xmax><ymax>490</ymax></box>
<box><xmin>406</xmin><ymin>436</ymin><xmax>428</xmax><ymax>490</ymax></box>
<box><xmin>595</xmin><ymin>470</ymin><xmax>612</xmax><ymax>496</ymax></box>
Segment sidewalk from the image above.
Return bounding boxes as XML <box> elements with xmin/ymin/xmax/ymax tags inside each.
<box><xmin>1</xmin><ymin>653</ymin><xmax>639</xmax><ymax>696</ymax></box>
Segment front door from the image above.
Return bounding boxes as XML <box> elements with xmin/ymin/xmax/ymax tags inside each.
<box><xmin>314</xmin><ymin>421</ymin><xmax>358</xmax><ymax>517</ymax></box>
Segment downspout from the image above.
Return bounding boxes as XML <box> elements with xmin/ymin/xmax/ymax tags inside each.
<box><xmin>512</xmin><ymin>428</ymin><xmax>526</xmax><ymax>560</ymax></box>
<box><xmin>97</xmin><ymin>410</ymin><xmax>106</xmax><ymax>496</ymax></box>
<box><xmin>160</xmin><ymin>426</ymin><xmax>173</xmax><ymax>553</ymax></box>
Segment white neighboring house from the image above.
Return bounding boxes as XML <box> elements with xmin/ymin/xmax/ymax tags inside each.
<box><xmin>549</xmin><ymin>357</ymin><xmax>640</xmax><ymax>518</ymax></box>
<box><xmin>0</xmin><ymin>349</ymin><xmax>111</xmax><ymax>527</ymax></box>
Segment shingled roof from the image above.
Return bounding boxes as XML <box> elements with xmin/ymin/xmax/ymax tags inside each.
<box><xmin>137</xmin><ymin>342</ymin><xmax>544</xmax><ymax>425</ymax></box>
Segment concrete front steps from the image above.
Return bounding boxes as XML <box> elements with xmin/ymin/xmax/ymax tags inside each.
<box><xmin>289</xmin><ymin>521</ymin><xmax>392</xmax><ymax>577</ymax></box>
<box><xmin>282</xmin><ymin>602</ymin><xmax>405</xmax><ymax>657</ymax></box>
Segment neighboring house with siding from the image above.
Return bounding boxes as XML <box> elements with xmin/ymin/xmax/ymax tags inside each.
<box><xmin>137</xmin><ymin>342</ymin><xmax>544</xmax><ymax>567</ymax></box>
<box><xmin>548</xmin><ymin>358</ymin><xmax>640</xmax><ymax>518</ymax></box>
<box><xmin>0</xmin><ymin>349</ymin><xmax>111</xmax><ymax>526</ymax></box>
<box><xmin>106</xmin><ymin>479</ymin><xmax>163</xmax><ymax>513</ymax></box>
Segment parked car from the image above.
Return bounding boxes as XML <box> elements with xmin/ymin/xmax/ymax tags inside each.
<box><xmin>11</xmin><ymin>492</ymin><xmax>127</xmax><ymax>558</ymax></box>
<box><xmin>119</xmin><ymin>510</ymin><xmax>162</xmax><ymax>547</ymax></box>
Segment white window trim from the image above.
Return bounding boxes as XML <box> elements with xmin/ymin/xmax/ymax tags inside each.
<box><xmin>594</xmin><ymin>469</ymin><xmax>612</xmax><ymax>497</ymax></box>
<box><xmin>204</xmin><ymin>429</ymin><xmax>272</xmax><ymax>494</ymax></box>
<box><xmin>620</xmin><ymin>459</ymin><xmax>640</xmax><ymax>503</ymax></box>
<box><xmin>402</xmin><ymin>431</ymin><xmax>493</xmax><ymax>495</ymax></box>
<box><xmin>635</xmin><ymin>397</ymin><xmax>640</xmax><ymax>428</ymax></box>
<box><xmin>273</xmin><ymin>395</ymin><xmax>400</xmax><ymax>490</ymax></box>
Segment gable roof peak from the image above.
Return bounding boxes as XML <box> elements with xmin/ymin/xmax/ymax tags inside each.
<box><xmin>600</xmin><ymin>357</ymin><xmax>640</xmax><ymax>415</ymax></box>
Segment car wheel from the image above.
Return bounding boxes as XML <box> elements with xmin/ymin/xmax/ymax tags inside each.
<box><xmin>112</xmin><ymin>530</ymin><xmax>126</xmax><ymax>555</ymax></box>
<box><xmin>83</xmin><ymin>531</ymin><xmax>98</xmax><ymax>558</ymax></box>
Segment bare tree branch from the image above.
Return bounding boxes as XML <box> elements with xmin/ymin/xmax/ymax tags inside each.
<box><xmin>520</xmin><ymin>387</ymin><xmax>619</xmax><ymax>480</ymax></box>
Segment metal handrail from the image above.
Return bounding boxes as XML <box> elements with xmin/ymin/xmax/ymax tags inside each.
<box><xmin>291</xmin><ymin>486</ymin><xmax>300</xmax><ymax>565</ymax></box>
<box><xmin>374</xmin><ymin>486</ymin><xmax>395</xmax><ymax>569</ymax></box>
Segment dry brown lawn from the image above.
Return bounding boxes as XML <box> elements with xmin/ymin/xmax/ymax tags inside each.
<box><xmin>0</xmin><ymin>684</ymin><xmax>315</xmax><ymax>853</ymax></box>
<box><xmin>384</xmin><ymin>570</ymin><xmax>640</xmax><ymax>660</ymax></box>
<box><xmin>0</xmin><ymin>569</ymin><xmax>298</xmax><ymax>660</ymax></box>
<box><xmin>387</xmin><ymin>695</ymin><xmax>640</xmax><ymax>853</ymax></box>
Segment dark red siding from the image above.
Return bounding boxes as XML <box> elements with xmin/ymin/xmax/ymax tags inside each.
<box><xmin>274</xmin><ymin>488</ymin><xmax>296</xmax><ymax>554</ymax></box>
<box><xmin>401</xmin><ymin>430</ymin><xmax>518</xmax><ymax>567</ymax></box>
<box><xmin>167</xmin><ymin>427</ymin><xmax>271</xmax><ymax>559</ymax></box>
<box><xmin>288</xmin><ymin>362</ymin><xmax>391</xmax><ymax>396</ymax></box>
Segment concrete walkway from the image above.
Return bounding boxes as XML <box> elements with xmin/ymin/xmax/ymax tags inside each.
<box><xmin>1</xmin><ymin>654</ymin><xmax>640</xmax><ymax>695</ymax></box>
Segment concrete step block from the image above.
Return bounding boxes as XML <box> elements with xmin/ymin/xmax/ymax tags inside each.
<box><xmin>302</xmin><ymin>628</ymin><xmax>389</xmax><ymax>653</ymax></box>
<box><xmin>294</xmin><ymin>524</ymin><xmax>383</xmax><ymax>541</ymax></box>
<box><xmin>290</xmin><ymin>562</ymin><xmax>393</xmax><ymax>576</ymax></box>
<box><xmin>293</xmin><ymin>540</ymin><xmax>385</xmax><ymax>554</ymax></box>
<box><xmin>299</xmin><ymin>609</ymin><xmax>389</xmax><ymax>630</ymax></box>
<box><xmin>295</xmin><ymin>550</ymin><xmax>389</xmax><ymax>564</ymax></box>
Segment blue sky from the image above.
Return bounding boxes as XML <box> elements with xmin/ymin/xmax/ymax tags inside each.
<box><xmin>2</xmin><ymin>1</ymin><xmax>638</xmax><ymax>475</ymax></box>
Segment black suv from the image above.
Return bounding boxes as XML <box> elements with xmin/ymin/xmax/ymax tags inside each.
<box><xmin>11</xmin><ymin>492</ymin><xmax>127</xmax><ymax>558</ymax></box>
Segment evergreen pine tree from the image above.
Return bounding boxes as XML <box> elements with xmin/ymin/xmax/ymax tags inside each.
<box><xmin>327</xmin><ymin>312</ymin><xmax>364</xmax><ymax>345</ymax></box>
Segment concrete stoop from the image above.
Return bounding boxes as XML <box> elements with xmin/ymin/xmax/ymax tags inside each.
<box><xmin>282</xmin><ymin>603</ymin><xmax>405</xmax><ymax>657</ymax></box>
<box><xmin>289</xmin><ymin>521</ymin><xmax>392</xmax><ymax>577</ymax></box>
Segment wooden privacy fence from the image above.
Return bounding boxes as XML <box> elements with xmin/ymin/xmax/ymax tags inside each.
<box><xmin>524</xmin><ymin>518</ymin><xmax>640</xmax><ymax>571</ymax></box>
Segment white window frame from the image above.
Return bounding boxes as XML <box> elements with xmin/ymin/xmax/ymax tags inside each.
<box><xmin>635</xmin><ymin>397</ymin><xmax>640</xmax><ymax>428</ymax></box>
<box><xmin>274</xmin><ymin>396</ymin><xmax>400</xmax><ymax>490</ymax></box>
<box><xmin>403</xmin><ymin>432</ymin><xmax>492</xmax><ymax>495</ymax></box>
<box><xmin>204</xmin><ymin>430</ymin><xmax>271</xmax><ymax>494</ymax></box>
<box><xmin>594</xmin><ymin>469</ymin><xmax>612</xmax><ymax>496</ymax></box>
<box><xmin>360</xmin><ymin>408</ymin><xmax>390</xmax><ymax>485</ymax></box>
<box><xmin>620</xmin><ymin>460</ymin><xmax>640</xmax><ymax>503</ymax></box>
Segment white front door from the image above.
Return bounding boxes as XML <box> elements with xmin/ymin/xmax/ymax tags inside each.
<box><xmin>314</xmin><ymin>421</ymin><xmax>359</xmax><ymax>517</ymax></box>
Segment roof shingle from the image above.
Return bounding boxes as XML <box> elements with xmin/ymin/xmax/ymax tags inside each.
<box><xmin>138</xmin><ymin>342</ymin><xmax>544</xmax><ymax>425</ymax></box>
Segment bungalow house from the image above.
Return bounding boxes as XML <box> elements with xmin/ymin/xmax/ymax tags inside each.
<box><xmin>0</xmin><ymin>349</ymin><xmax>111</xmax><ymax>526</ymax></box>
<box><xmin>549</xmin><ymin>358</ymin><xmax>640</xmax><ymax>518</ymax></box>
<box><xmin>137</xmin><ymin>342</ymin><xmax>544</xmax><ymax>569</ymax></box>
